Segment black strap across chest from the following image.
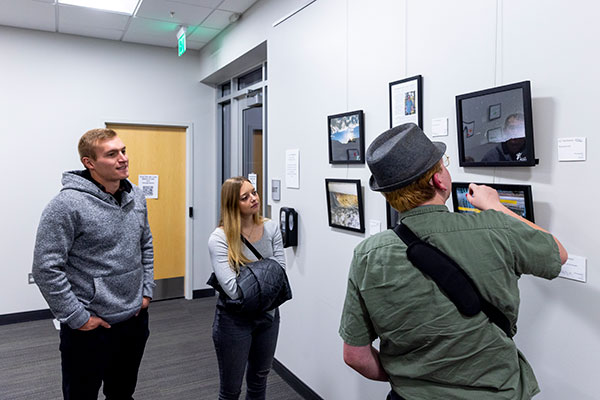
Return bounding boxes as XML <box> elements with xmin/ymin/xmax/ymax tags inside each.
<box><xmin>241</xmin><ymin>235</ymin><xmax>264</xmax><ymax>260</ymax></box>
<box><xmin>393</xmin><ymin>223</ymin><xmax>513</xmax><ymax>338</ymax></box>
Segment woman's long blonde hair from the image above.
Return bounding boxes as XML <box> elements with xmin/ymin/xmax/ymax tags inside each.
<box><xmin>219</xmin><ymin>176</ymin><xmax>263</xmax><ymax>274</ymax></box>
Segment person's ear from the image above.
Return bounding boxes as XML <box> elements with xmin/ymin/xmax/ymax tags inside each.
<box><xmin>81</xmin><ymin>157</ymin><xmax>94</xmax><ymax>170</ymax></box>
<box><xmin>431</xmin><ymin>171</ymin><xmax>447</xmax><ymax>192</ymax></box>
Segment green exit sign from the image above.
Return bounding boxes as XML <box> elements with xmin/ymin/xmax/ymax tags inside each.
<box><xmin>178</xmin><ymin>32</ymin><xmax>186</xmax><ymax>56</ymax></box>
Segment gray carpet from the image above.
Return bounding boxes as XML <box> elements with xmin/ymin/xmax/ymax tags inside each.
<box><xmin>0</xmin><ymin>297</ymin><xmax>304</xmax><ymax>400</ymax></box>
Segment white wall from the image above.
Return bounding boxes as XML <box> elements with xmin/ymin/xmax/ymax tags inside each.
<box><xmin>0</xmin><ymin>26</ymin><xmax>216</xmax><ymax>314</ymax></box>
<box><xmin>199</xmin><ymin>0</ymin><xmax>600</xmax><ymax>399</ymax></box>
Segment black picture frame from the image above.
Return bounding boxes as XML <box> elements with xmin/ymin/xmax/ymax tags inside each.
<box><xmin>451</xmin><ymin>182</ymin><xmax>535</xmax><ymax>222</ymax></box>
<box><xmin>386</xmin><ymin>202</ymin><xmax>399</xmax><ymax>229</ymax></box>
<box><xmin>327</xmin><ymin>110</ymin><xmax>365</xmax><ymax>164</ymax></box>
<box><xmin>455</xmin><ymin>80</ymin><xmax>536</xmax><ymax>167</ymax></box>
<box><xmin>325</xmin><ymin>178</ymin><xmax>365</xmax><ymax>233</ymax></box>
<box><xmin>389</xmin><ymin>75</ymin><xmax>423</xmax><ymax>128</ymax></box>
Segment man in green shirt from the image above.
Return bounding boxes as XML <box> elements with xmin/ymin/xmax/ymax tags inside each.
<box><xmin>339</xmin><ymin>123</ymin><xmax>567</xmax><ymax>399</ymax></box>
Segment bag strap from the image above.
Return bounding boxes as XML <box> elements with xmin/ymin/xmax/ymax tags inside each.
<box><xmin>241</xmin><ymin>235</ymin><xmax>264</xmax><ymax>260</ymax></box>
<box><xmin>393</xmin><ymin>223</ymin><xmax>512</xmax><ymax>337</ymax></box>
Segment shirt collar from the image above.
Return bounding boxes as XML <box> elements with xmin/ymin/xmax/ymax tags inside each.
<box><xmin>398</xmin><ymin>204</ymin><xmax>449</xmax><ymax>222</ymax></box>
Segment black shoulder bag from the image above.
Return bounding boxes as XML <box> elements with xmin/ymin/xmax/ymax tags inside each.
<box><xmin>393</xmin><ymin>223</ymin><xmax>513</xmax><ymax>337</ymax></box>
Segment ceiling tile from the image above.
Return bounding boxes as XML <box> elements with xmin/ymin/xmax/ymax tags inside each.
<box><xmin>187</xmin><ymin>25</ymin><xmax>219</xmax><ymax>42</ymax></box>
<box><xmin>136</xmin><ymin>0</ymin><xmax>212</xmax><ymax>26</ymax></box>
<box><xmin>218</xmin><ymin>0</ymin><xmax>258</xmax><ymax>13</ymax></box>
<box><xmin>167</xmin><ymin>0</ymin><xmax>222</xmax><ymax>8</ymax></box>
<box><xmin>201</xmin><ymin>9</ymin><xmax>232</xmax><ymax>30</ymax></box>
<box><xmin>59</xmin><ymin>24</ymin><xmax>124</xmax><ymax>41</ymax></box>
<box><xmin>123</xmin><ymin>16</ymin><xmax>181</xmax><ymax>48</ymax></box>
<box><xmin>187</xmin><ymin>39</ymin><xmax>207</xmax><ymax>51</ymax></box>
<box><xmin>0</xmin><ymin>0</ymin><xmax>56</xmax><ymax>32</ymax></box>
<box><xmin>58</xmin><ymin>5</ymin><xmax>131</xmax><ymax>30</ymax></box>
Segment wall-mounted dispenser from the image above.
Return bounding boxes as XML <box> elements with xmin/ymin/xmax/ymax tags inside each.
<box><xmin>279</xmin><ymin>207</ymin><xmax>298</xmax><ymax>248</ymax></box>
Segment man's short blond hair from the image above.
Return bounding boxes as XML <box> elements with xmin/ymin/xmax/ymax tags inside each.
<box><xmin>383</xmin><ymin>161</ymin><xmax>442</xmax><ymax>213</ymax></box>
<box><xmin>78</xmin><ymin>128</ymin><xmax>117</xmax><ymax>161</ymax></box>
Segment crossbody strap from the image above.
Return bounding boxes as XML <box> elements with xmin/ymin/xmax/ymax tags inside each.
<box><xmin>241</xmin><ymin>235</ymin><xmax>264</xmax><ymax>260</ymax></box>
<box><xmin>393</xmin><ymin>223</ymin><xmax>512</xmax><ymax>337</ymax></box>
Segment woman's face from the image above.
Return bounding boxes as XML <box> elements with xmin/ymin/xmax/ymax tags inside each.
<box><xmin>239</xmin><ymin>181</ymin><xmax>260</xmax><ymax>217</ymax></box>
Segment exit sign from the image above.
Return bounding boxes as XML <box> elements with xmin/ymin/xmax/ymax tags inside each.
<box><xmin>177</xmin><ymin>27</ymin><xmax>187</xmax><ymax>56</ymax></box>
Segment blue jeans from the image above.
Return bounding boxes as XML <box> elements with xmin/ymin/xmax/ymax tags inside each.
<box><xmin>212</xmin><ymin>308</ymin><xmax>280</xmax><ymax>400</ymax></box>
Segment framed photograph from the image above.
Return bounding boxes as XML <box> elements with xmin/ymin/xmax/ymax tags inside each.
<box><xmin>386</xmin><ymin>202</ymin><xmax>399</xmax><ymax>229</ymax></box>
<box><xmin>489</xmin><ymin>103</ymin><xmax>501</xmax><ymax>120</ymax></box>
<box><xmin>389</xmin><ymin>75</ymin><xmax>423</xmax><ymax>128</ymax></box>
<box><xmin>328</xmin><ymin>110</ymin><xmax>365</xmax><ymax>164</ymax></box>
<box><xmin>452</xmin><ymin>182</ymin><xmax>535</xmax><ymax>222</ymax></box>
<box><xmin>456</xmin><ymin>80</ymin><xmax>535</xmax><ymax>167</ymax></box>
<box><xmin>325</xmin><ymin>179</ymin><xmax>365</xmax><ymax>233</ymax></box>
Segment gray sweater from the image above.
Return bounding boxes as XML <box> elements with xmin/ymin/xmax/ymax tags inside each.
<box><xmin>208</xmin><ymin>219</ymin><xmax>286</xmax><ymax>300</ymax></box>
<box><xmin>32</xmin><ymin>171</ymin><xmax>155</xmax><ymax>329</ymax></box>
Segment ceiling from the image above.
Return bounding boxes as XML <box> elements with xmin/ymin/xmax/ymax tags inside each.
<box><xmin>0</xmin><ymin>0</ymin><xmax>259</xmax><ymax>51</ymax></box>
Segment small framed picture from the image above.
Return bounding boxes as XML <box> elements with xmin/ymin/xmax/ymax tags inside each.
<box><xmin>389</xmin><ymin>75</ymin><xmax>423</xmax><ymax>128</ymax></box>
<box><xmin>486</xmin><ymin>127</ymin><xmax>503</xmax><ymax>143</ymax></box>
<box><xmin>489</xmin><ymin>103</ymin><xmax>501</xmax><ymax>120</ymax></box>
<box><xmin>386</xmin><ymin>202</ymin><xmax>399</xmax><ymax>229</ymax></box>
<box><xmin>328</xmin><ymin>110</ymin><xmax>365</xmax><ymax>164</ymax></box>
<box><xmin>325</xmin><ymin>178</ymin><xmax>365</xmax><ymax>233</ymax></box>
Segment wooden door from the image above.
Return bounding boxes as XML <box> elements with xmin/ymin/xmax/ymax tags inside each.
<box><xmin>107</xmin><ymin>124</ymin><xmax>186</xmax><ymax>298</ymax></box>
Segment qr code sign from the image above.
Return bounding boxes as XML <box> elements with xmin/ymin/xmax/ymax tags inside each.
<box><xmin>142</xmin><ymin>186</ymin><xmax>154</xmax><ymax>197</ymax></box>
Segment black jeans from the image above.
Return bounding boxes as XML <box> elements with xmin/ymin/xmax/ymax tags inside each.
<box><xmin>212</xmin><ymin>308</ymin><xmax>280</xmax><ymax>400</ymax></box>
<box><xmin>387</xmin><ymin>390</ymin><xmax>406</xmax><ymax>400</ymax></box>
<box><xmin>59</xmin><ymin>308</ymin><xmax>149</xmax><ymax>400</ymax></box>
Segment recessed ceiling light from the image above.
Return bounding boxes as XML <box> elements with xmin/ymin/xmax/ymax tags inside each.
<box><xmin>58</xmin><ymin>0</ymin><xmax>141</xmax><ymax>16</ymax></box>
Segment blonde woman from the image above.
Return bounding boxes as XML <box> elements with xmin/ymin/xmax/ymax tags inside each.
<box><xmin>208</xmin><ymin>176</ymin><xmax>286</xmax><ymax>400</ymax></box>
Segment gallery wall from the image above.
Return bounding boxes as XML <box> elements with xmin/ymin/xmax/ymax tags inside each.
<box><xmin>0</xmin><ymin>26</ymin><xmax>215</xmax><ymax>314</ymax></box>
<box><xmin>199</xmin><ymin>0</ymin><xmax>600</xmax><ymax>399</ymax></box>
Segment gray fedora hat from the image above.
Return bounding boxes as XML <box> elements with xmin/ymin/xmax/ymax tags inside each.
<box><xmin>367</xmin><ymin>123</ymin><xmax>446</xmax><ymax>192</ymax></box>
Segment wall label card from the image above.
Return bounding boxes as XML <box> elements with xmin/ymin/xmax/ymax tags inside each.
<box><xmin>558</xmin><ymin>137</ymin><xmax>586</xmax><ymax>161</ymax></box>
<box><xmin>431</xmin><ymin>117</ymin><xmax>448</xmax><ymax>137</ymax></box>
<box><xmin>285</xmin><ymin>149</ymin><xmax>300</xmax><ymax>189</ymax></box>
<box><xmin>139</xmin><ymin>175</ymin><xmax>159</xmax><ymax>199</ymax></box>
<box><xmin>559</xmin><ymin>254</ymin><xmax>587</xmax><ymax>283</ymax></box>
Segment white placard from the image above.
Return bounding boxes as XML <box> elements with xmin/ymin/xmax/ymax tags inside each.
<box><xmin>139</xmin><ymin>175</ymin><xmax>159</xmax><ymax>199</ymax></box>
<box><xmin>558</xmin><ymin>137</ymin><xmax>586</xmax><ymax>161</ymax></box>
<box><xmin>369</xmin><ymin>219</ymin><xmax>381</xmax><ymax>236</ymax></box>
<box><xmin>285</xmin><ymin>149</ymin><xmax>300</xmax><ymax>189</ymax></box>
<box><xmin>431</xmin><ymin>117</ymin><xmax>448</xmax><ymax>137</ymax></box>
<box><xmin>559</xmin><ymin>254</ymin><xmax>587</xmax><ymax>282</ymax></box>
<box><xmin>248</xmin><ymin>173</ymin><xmax>257</xmax><ymax>189</ymax></box>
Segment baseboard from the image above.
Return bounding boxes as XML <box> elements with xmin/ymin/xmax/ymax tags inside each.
<box><xmin>193</xmin><ymin>288</ymin><xmax>216</xmax><ymax>299</ymax></box>
<box><xmin>0</xmin><ymin>308</ymin><xmax>53</xmax><ymax>326</ymax></box>
<box><xmin>272</xmin><ymin>358</ymin><xmax>323</xmax><ymax>400</ymax></box>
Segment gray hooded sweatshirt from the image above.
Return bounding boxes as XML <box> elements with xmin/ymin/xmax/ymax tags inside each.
<box><xmin>32</xmin><ymin>171</ymin><xmax>155</xmax><ymax>329</ymax></box>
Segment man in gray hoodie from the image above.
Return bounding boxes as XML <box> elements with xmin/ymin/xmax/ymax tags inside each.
<box><xmin>32</xmin><ymin>128</ymin><xmax>155</xmax><ymax>400</ymax></box>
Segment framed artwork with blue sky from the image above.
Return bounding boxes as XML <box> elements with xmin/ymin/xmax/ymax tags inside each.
<box><xmin>327</xmin><ymin>110</ymin><xmax>365</xmax><ymax>164</ymax></box>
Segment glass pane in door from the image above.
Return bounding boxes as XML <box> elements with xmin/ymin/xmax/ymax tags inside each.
<box><xmin>242</xmin><ymin>105</ymin><xmax>263</xmax><ymax>202</ymax></box>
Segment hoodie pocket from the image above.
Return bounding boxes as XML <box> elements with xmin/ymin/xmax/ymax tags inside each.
<box><xmin>88</xmin><ymin>269</ymin><xmax>143</xmax><ymax>317</ymax></box>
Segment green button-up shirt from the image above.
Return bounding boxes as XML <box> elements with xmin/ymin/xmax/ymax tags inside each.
<box><xmin>339</xmin><ymin>205</ymin><xmax>561</xmax><ymax>399</ymax></box>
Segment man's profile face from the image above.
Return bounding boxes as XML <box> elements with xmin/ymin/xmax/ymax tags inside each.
<box><xmin>86</xmin><ymin>136</ymin><xmax>129</xmax><ymax>183</ymax></box>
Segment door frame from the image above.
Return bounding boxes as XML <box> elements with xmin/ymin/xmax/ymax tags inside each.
<box><xmin>102</xmin><ymin>118</ymin><xmax>195</xmax><ymax>300</ymax></box>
